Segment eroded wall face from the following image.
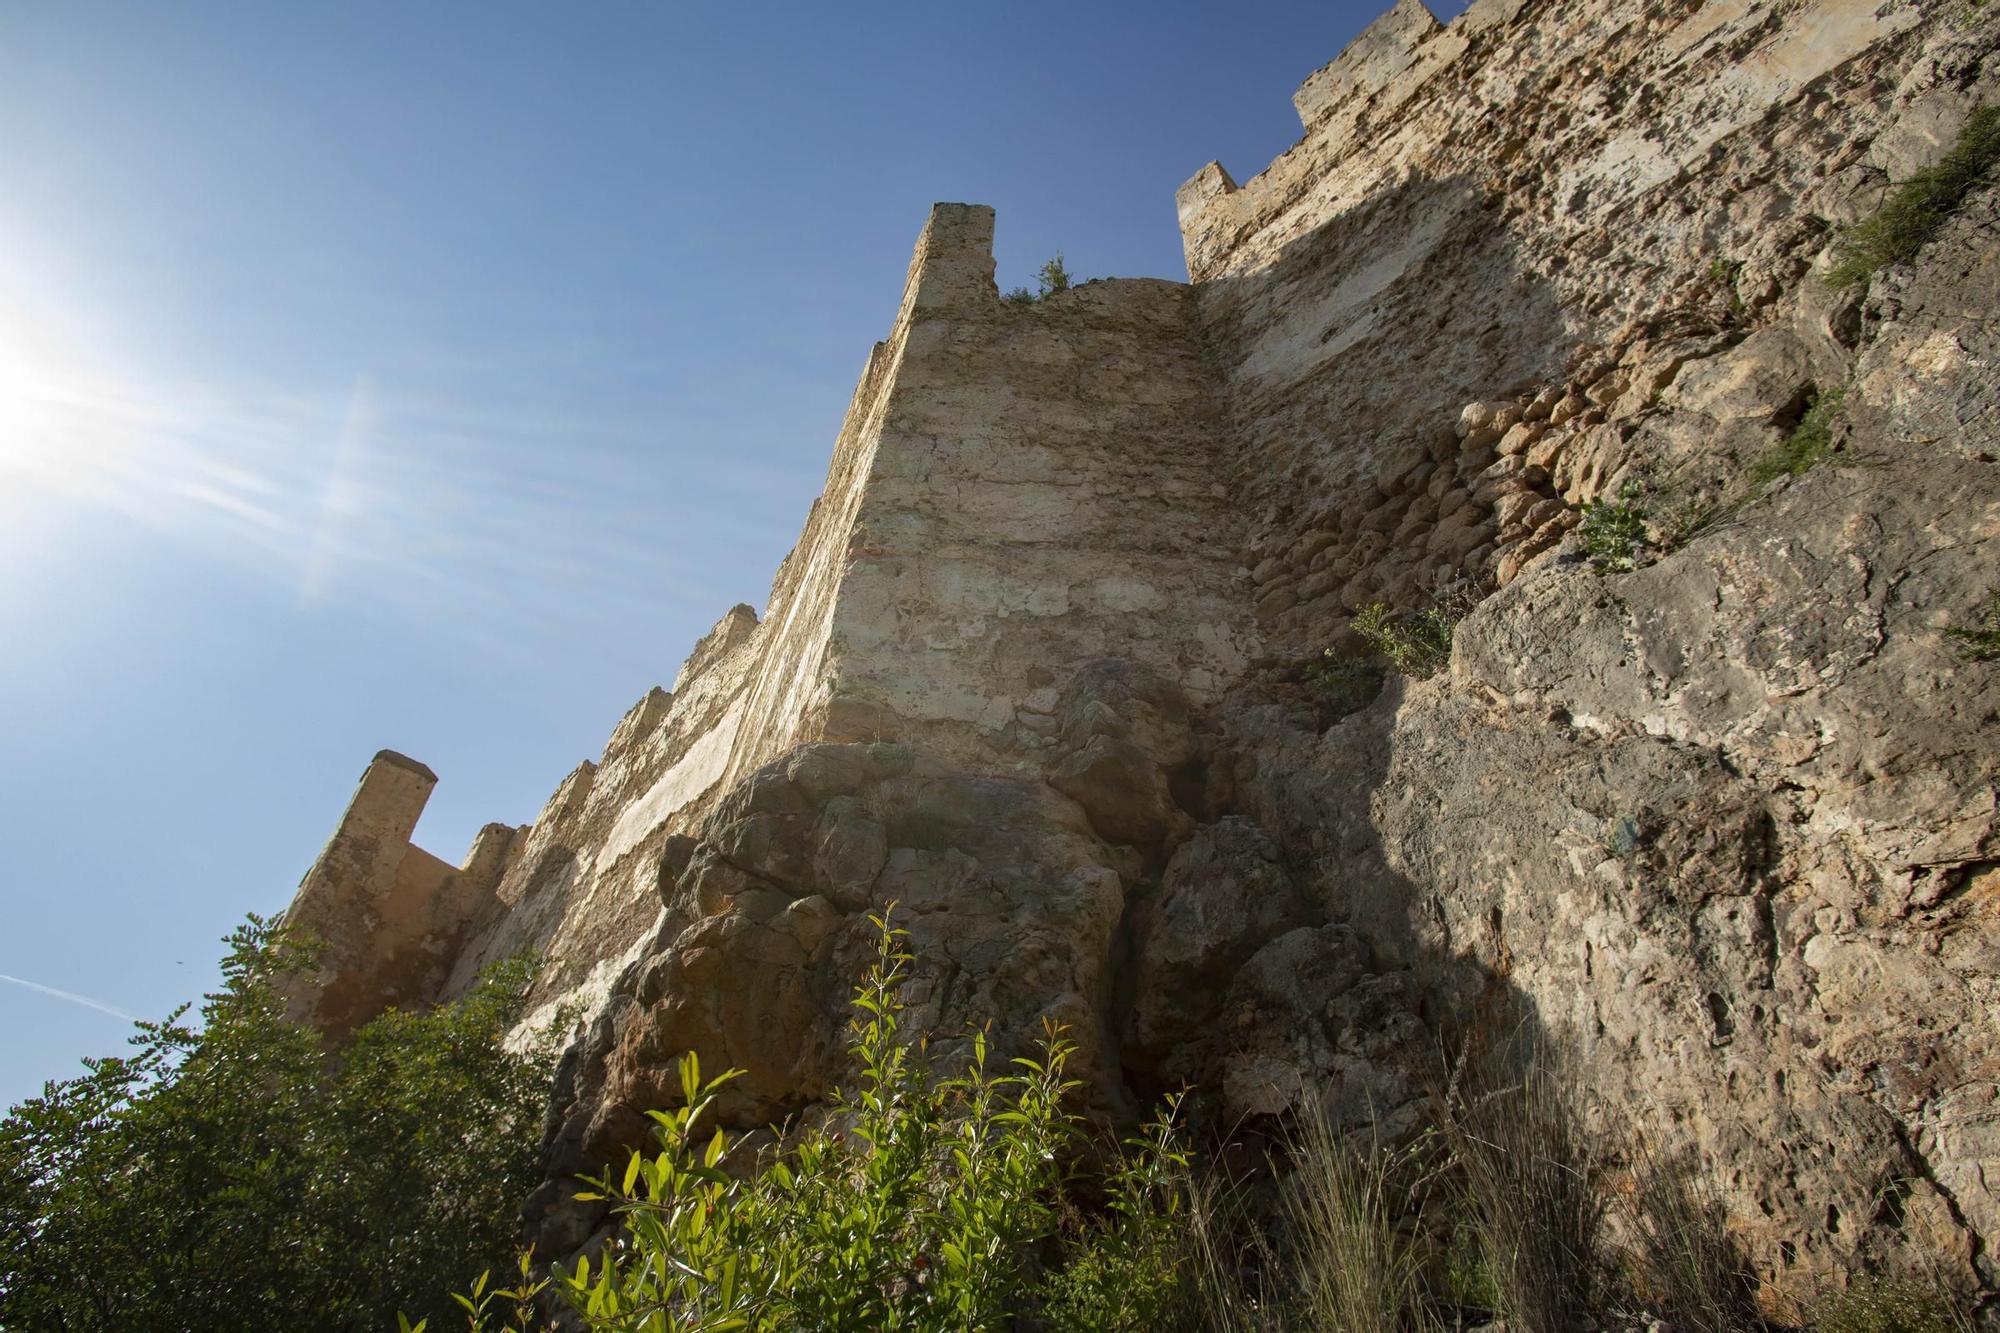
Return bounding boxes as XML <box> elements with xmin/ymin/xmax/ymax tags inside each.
<box><xmin>1170</xmin><ymin>0</ymin><xmax>2000</xmax><ymax>1292</ymax></box>
<box><xmin>1179</xmin><ymin>0</ymin><xmax>1946</xmax><ymax>649</ymax></box>
<box><xmin>281</xmin><ymin>0</ymin><xmax>2000</xmax><ymax>1295</ymax></box>
<box><xmin>824</xmin><ymin>276</ymin><xmax>1255</xmax><ymax>772</ymax></box>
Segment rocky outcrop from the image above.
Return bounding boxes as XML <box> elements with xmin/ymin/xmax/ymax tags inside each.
<box><xmin>525</xmin><ymin>737</ymin><xmax>1136</xmax><ymax>1253</ymax></box>
<box><xmin>283</xmin><ymin>0</ymin><xmax>2000</xmax><ymax>1301</ymax></box>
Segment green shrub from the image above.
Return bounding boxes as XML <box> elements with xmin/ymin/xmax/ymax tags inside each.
<box><xmin>1003</xmin><ymin>253</ymin><xmax>1076</xmax><ymax>305</ymax></box>
<box><xmin>1353</xmin><ymin>596</ymin><xmax>1464</xmax><ymax>680</ymax></box>
<box><xmin>1945</xmin><ymin>594</ymin><xmax>2000</xmax><ymax>661</ymax></box>
<box><xmin>428</xmin><ymin>909</ymin><xmax>1194</xmax><ymax>1333</ymax></box>
<box><xmin>0</xmin><ymin>919</ymin><xmax>554</xmax><ymax>1333</ymax></box>
<box><xmin>568</xmin><ymin>913</ymin><xmax>1075</xmax><ymax>1330</ymax></box>
<box><xmin>1304</xmin><ymin>653</ymin><xmax>1387</xmax><ymax>716</ymax></box>
<box><xmin>1750</xmin><ymin>385</ymin><xmax>1849</xmax><ymax>490</ymax></box>
<box><xmin>1040</xmin><ymin>1099</ymin><xmax>1196</xmax><ymax>1332</ymax></box>
<box><xmin>1826</xmin><ymin>105</ymin><xmax>2000</xmax><ymax>290</ymax></box>
<box><xmin>1578</xmin><ymin>479</ymin><xmax>1651</xmax><ymax>571</ymax></box>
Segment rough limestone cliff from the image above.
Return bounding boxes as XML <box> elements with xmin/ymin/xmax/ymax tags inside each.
<box><xmin>282</xmin><ymin>0</ymin><xmax>2000</xmax><ymax>1300</ymax></box>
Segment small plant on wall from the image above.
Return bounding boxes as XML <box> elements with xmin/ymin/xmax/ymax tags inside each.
<box><xmin>1578</xmin><ymin>480</ymin><xmax>1651</xmax><ymax>572</ymax></box>
<box><xmin>1003</xmin><ymin>253</ymin><xmax>1076</xmax><ymax>305</ymax></box>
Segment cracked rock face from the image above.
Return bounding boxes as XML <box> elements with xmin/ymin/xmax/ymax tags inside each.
<box><xmin>528</xmin><ymin>733</ymin><xmax>1138</xmax><ymax>1256</ymax></box>
<box><xmin>1418</xmin><ymin>207</ymin><xmax>1999</xmax><ymax>1284</ymax></box>
<box><xmin>286</xmin><ymin>0</ymin><xmax>1999</xmax><ymax>1301</ymax></box>
<box><xmin>1219</xmin><ymin>162</ymin><xmax>2000</xmax><ymax>1288</ymax></box>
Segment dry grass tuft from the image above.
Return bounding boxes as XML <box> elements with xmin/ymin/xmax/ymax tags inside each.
<box><xmin>1440</xmin><ymin>1048</ymin><xmax>1606</xmax><ymax>1333</ymax></box>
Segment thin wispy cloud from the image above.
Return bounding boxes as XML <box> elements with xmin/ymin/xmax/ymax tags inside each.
<box><xmin>0</xmin><ymin>972</ymin><xmax>137</xmax><ymax>1022</ymax></box>
<box><xmin>0</xmin><ymin>296</ymin><xmax>806</xmax><ymax>670</ymax></box>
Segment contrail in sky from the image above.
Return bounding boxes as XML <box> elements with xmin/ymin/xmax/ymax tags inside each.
<box><xmin>0</xmin><ymin>973</ymin><xmax>137</xmax><ymax>1021</ymax></box>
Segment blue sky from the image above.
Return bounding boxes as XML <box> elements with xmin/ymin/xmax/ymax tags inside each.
<box><xmin>0</xmin><ymin>0</ymin><xmax>1437</xmax><ymax>1106</ymax></box>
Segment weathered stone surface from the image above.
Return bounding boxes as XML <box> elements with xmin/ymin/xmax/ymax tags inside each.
<box><xmin>281</xmin><ymin>751</ymin><xmax>522</xmax><ymax>1039</ymax></box>
<box><xmin>1220</xmin><ymin>925</ymin><xmax>1425</xmax><ymax>1130</ymax></box>
<box><xmin>526</xmin><ymin>743</ymin><xmax>1134</xmax><ymax>1250</ymax></box>
<box><xmin>284</xmin><ymin>0</ymin><xmax>2000</xmax><ymax>1300</ymax></box>
<box><xmin>1124</xmin><ymin>817</ymin><xmax>1314</xmax><ymax>1080</ymax></box>
<box><xmin>1044</xmin><ymin>660</ymin><xmax>1197</xmax><ymax>851</ymax></box>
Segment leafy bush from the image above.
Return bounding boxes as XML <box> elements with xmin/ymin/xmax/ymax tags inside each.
<box><xmin>1304</xmin><ymin>653</ymin><xmax>1386</xmax><ymax>717</ymax></box>
<box><xmin>1749</xmin><ymin>385</ymin><xmax>1849</xmax><ymax>490</ymax></box>
<box><xmin>1827</xmin><ymin>105</ymin><xmax>2000</xmax><ymax>290</ymax></box>
<box><xmin>1578</xmin><ymin>479</ymin><xmax>1651</xmax><ymax>571</ymax></box>
<box><xmin>434</xmin><ymin>909</ymin><xmax>1196</xmax><ymax>1332</ymax></box>
<box><xmin>1353</xmin><ymin>591</ymin><xmax>1468</xmax><ymax>680</ymax></box>
<box><xmin>0</xmin><ymin>918</ymin><xmax>555</xmax><ymax>1333</ymax></box>
<box><xmin>1945</xmin><ymin>593</ymin><xmax>2000</xmax><ymax>661</ymax></box>
<box><xmin>1040</xmin><ymin>1099</ymin><xmax>1196</xmax><ymax>1332</ymax></box>
<box><xmin>1003</xmin><ymin>253</ymin><xmax>1076</xmax><ymax>305</ymax></box>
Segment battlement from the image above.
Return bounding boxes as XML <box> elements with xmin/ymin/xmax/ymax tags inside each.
<box><xmin>282</xmin><ymin>752</ymin><xmax>521</xmax><ymax>1037</ymax></box>
<box><xmin>1290</xmin><ymin>0</ymin><xmax>1441</xmax><ymax>130</ymax></box>
<box><xmin>899</xmin><ymin>202</ymin><xmax>998</xmax><ymax>315</ymax></box>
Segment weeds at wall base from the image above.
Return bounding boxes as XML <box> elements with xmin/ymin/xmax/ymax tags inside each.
<box><xmin>1808</xmin><ymin>1273</ymin><xmax>1984</xmax><ymax>1333</ymax></box>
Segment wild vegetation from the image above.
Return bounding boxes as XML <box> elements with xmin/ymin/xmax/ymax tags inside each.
<box><xmin>1003</xmin><ymin>254</ymin><xmax>1076</xmax><ymax>305</ymax></box>
<box><xmin>413</xmin><ymin>911</ymin><xmax>1200</xmax><ymax>1332</ymax></box>
<box><xmin>0</xmin><ymin>920</ymin><xmax>555</xmax><ymax>1333</ymax></box>
<box><xmin>1826</xmin><ymin>105</ymin><xmax>2000</xmax><ymax>290</ymax></box>
<box><xmin>1302</xmin><ymin>652</ymin><xmax>1386</xmax><ymax>717</ymax></box>
<box><xmin>1946</xmin><ymin>593</ymin><xmax>2000</xmax><ymax>662</ymax></box>
<box><xmin>1578</xmin><ymin>479</ymin><xmax>1652</xmax><ymax>571</ymax></box>
<box><xmin>5</xmin><ymin>912</ymin><xmax>1982</xmax><ymax>1332</ymax></box>
<box><xmin>410</xmin><ymin>916</ymin><xmax>1984</xmax><ymax>1332</ymax></box>
<box><xmin>1749</xmin><ymin>386</ymin><xmax>1850</xmax><ymax>491</ymax></box>
<box><xmin>1350</xmin><ymin>589</ymin><xmax>1468</xmax><ymax>680</ymax></box>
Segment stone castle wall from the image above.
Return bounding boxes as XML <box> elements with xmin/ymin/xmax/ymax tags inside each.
<box><xmin>293</xmin><ymin>202</ymin><xmax>1261</xmax><ymax>1040</ymax></box>
<box><xmin>283</xmin><ymin>750</ymin><xmax>522</xmax><ymax>1037</ymax></box>
<box><xmin>283</xmin><ymin>0</ymin><xmax>2000</xmax><ymax>1298</ymax></box>
<box><xmin>1168</xmin><ymin>0</ymin><xmax>2000</xmax><ymax>1288</ymax></box>
<box><xmin>1179</xmin><ymin>0</ymin><xmax>1942</xmax><ymax>650</ymax></box>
